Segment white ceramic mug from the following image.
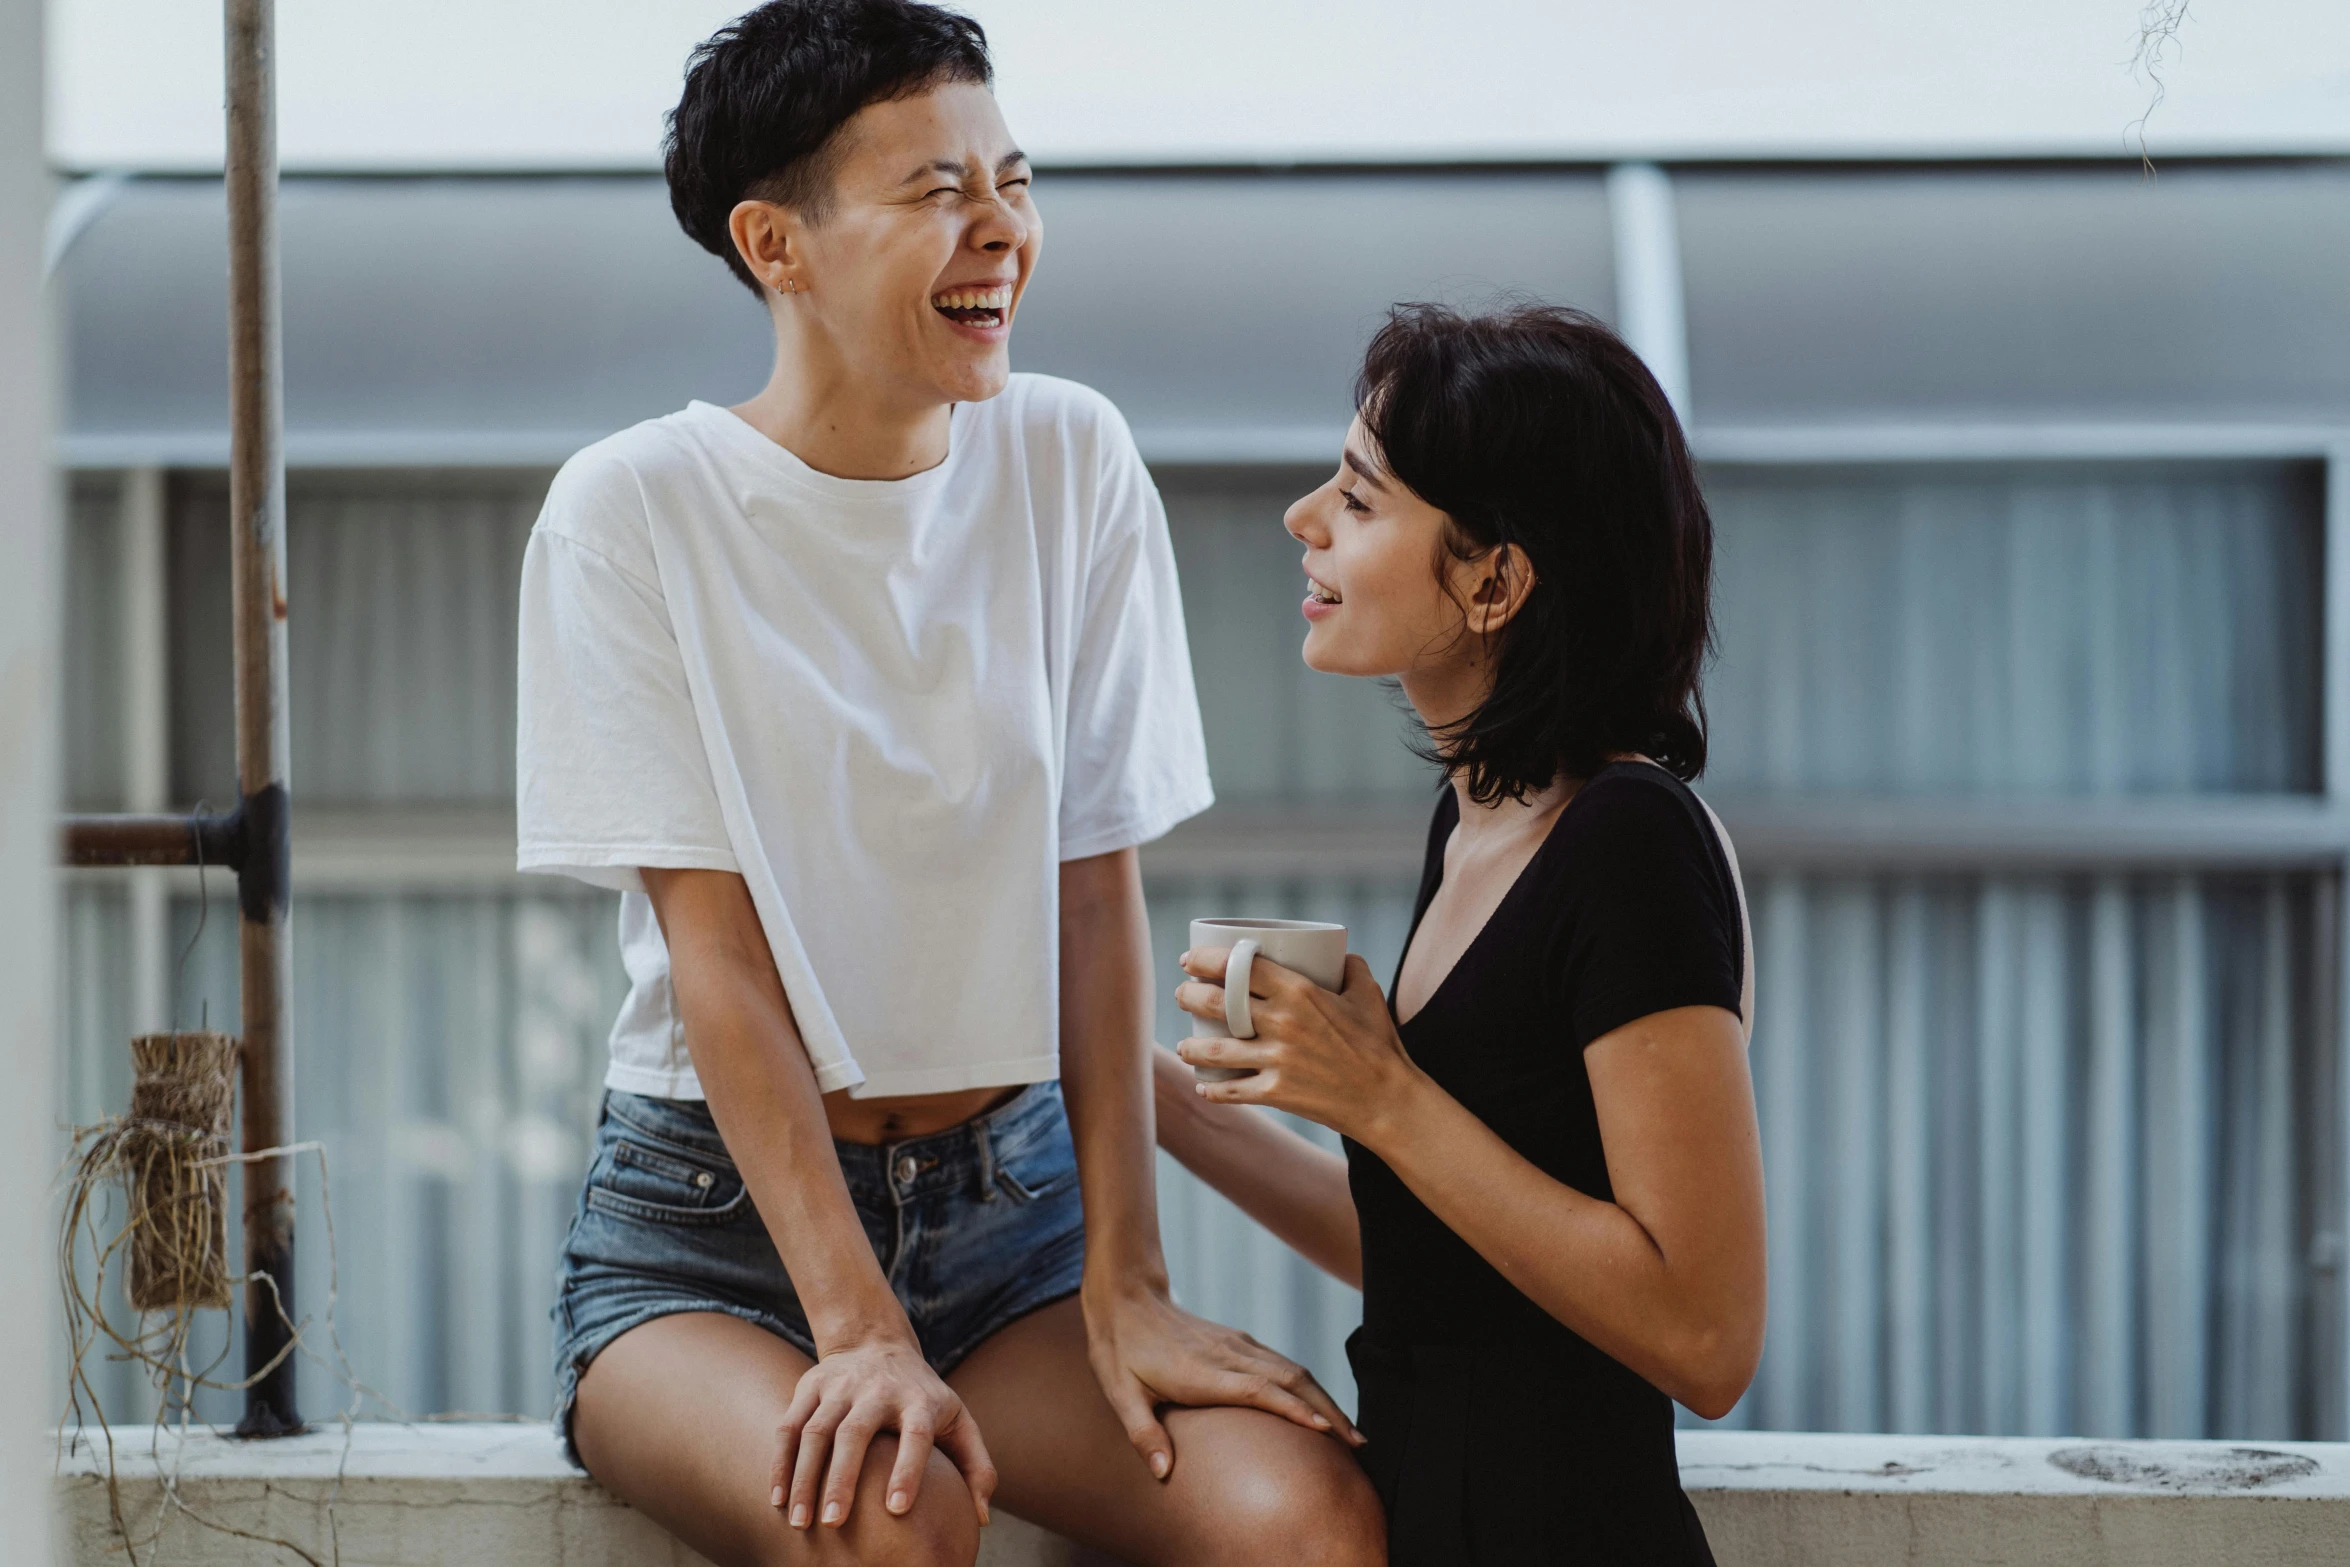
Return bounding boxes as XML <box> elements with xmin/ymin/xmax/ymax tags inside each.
<box><xmin>1186</xmin><ymin>918</ymin><xmax>1349</xmax><ymax>1081</ymax></box>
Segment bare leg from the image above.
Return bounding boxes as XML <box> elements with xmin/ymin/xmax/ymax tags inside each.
<box><xmin>573</xmin><ymin>1312</ymin><xmax>980</xmax><ymax>1567</ymax></box>
<box><xmin>949</xmin><ymin>1298</ymin><xmax>1384</xmax><ymax>1567</ymax></box>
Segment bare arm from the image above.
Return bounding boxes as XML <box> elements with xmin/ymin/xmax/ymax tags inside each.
<box><xmin>1360</xmin><ymin>1007</ymin><xmax>1762</xmax><ymax>1417</ymax></box>
<box><xmin>1057</xmin><ymin>850</ymin><xmax>1363</xmax><ymax>1478</ymax></box>
<box><xmin>1056</xmin><ymin>848</ymin><xmax>1165</xmax><ymax>1298</ymax></box>
<box><xmin>1178</xmin><ymin>952</ymin><xmax>1766</xmax><ymax>1419</ymax></box>
<box><xmin>1149</xmin><ymin>1045</ymin><xmax>1361</xmax><ymax>1288</ymax></box>
<box><xmin>642</xmin><ymin>868</ymin><xmax>996</xmax><ymax>1528</ymax></box>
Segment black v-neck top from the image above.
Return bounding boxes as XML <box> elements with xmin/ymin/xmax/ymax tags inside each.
<box><xmin>1343</xmin><ymin>761</ymin><xmax>1743</xmax><ymax>1566</ymax></box>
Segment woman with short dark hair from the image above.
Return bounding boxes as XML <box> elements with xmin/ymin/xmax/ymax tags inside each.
<box><xmin>520</xmin><ymin>4</ymin><xmax>1384</xmax><ymax>1564</ymax></box>
<box><xmin>1162</xmin><ymin>303</ymin><xmax>1766</xmax><ymax>1565</ymax></box>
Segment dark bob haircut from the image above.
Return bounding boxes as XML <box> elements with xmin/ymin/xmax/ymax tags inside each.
<box><xmin>1357</xmin><ymin>301</ymin><xmax>1714</xmax><ymax>804</ymax></box>
<box><xmin>665</xmin><ymin>0</ymin><xmax>992</xmax><ymax>296</ymax></box>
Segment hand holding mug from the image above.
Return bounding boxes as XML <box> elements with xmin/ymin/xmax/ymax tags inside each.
<box><xmin>1179</xmin><ymin>919</ymin><xmax>1347</xmax><ymax>1082</ymax></box>
<box><xmin>1174</xmin><ymin>922</ymin><xmax>1427</xmax><ymax>1144</ymax></box>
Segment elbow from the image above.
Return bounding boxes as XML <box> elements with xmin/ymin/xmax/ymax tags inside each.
<box><xmin>1658</xmin><ymin>1320</ymin><xmax>1764</xmax><ymax>1422</ymax></box>
<box><xmin>1679</xmin><ymin>1373</ymin><xmax>1751</xmax><ymax>1424</ymax></box>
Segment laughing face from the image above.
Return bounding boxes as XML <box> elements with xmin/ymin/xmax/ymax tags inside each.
<box><xmin>734</xmin><ymin>79</ymin><xmax>1041</xmax><ymax>409</ymax></box>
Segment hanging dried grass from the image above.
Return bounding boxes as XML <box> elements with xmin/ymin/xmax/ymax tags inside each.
<box><xmin>59</xmin><ymin>1029</ymin><xmax>520</xmax><ymax>1566</ymax></box>
<box><xmin>57</xmin><ymin>1030</ymin><xmax>341</xmax><ymax>1566</ymax></box>
<box><xmin>121</xmin><ymin>1031</ymin><xmax>240</xmax><ymax>1311</ymax></box>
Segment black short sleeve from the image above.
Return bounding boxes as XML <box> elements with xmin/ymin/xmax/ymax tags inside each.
<box><xmin>1548</xmin><ymin>768</ymin><xmax>1743</xmax><ymax>1051</ymax></box>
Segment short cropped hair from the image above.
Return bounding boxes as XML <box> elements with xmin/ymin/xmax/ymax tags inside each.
<box><xmin>665</xmin><ymin>0</ymin><xmax>993</xmax><ymax>295</ymax></box>
<box><xmin>1356</xmin><ymin>302</ymin><xmax>1715</xmax><ymax>803</ymax></box>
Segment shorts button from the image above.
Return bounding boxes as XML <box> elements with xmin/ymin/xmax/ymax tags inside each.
<box><xmin>694</xmin><ymin>1171</ymin><xmax>714</xmax><ymax>1190</ymax></box>
<box><xmin>895</xmin><ymin>1155</ymin><xmax>920</xmax><ymax>1185</ymax></box>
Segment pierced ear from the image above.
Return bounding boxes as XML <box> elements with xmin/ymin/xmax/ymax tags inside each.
<box><xmin>728</xmin><ymin>199</ymin><xmax>801</xmax><ymax>297</ymax></box>
<box><xmin>1469</xmin><ymin>545</ymin><xmax>1537</xmax><ymax>635</ymax></box>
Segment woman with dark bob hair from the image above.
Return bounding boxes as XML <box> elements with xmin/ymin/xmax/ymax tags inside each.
<box><xmin>1161</xmin><ymin>303</ymin><xmax>1767</xmax><ymax>1564</ymax></box>
<box><xmin>520</xmin><ymin>2</ymin><xmax>1382</xmax><ymax>1564</ymax></box>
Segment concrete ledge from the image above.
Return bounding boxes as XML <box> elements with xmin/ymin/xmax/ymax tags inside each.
<box><xmin>1677</xmin><ymin>1430</ymin><xmax>2350</xmax><ymax>1566</ymax></box>
<box><xmin>55</xmin><ymin>1423</ymin><xmax>2350</xmax><ymax>1566</ymax></box>
<box><xmin>54</xmin><ymin>1423</ymin><xmax>1102</xmax><ymax>1567</ymax></box>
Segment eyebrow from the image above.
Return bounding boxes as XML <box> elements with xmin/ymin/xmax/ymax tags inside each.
<box><xmin>1341</xmin><ymin>446</ymin><xmax>1391</xmax><ymax>492</ymax></box>
<box><xmin>897</xmin><ymin>150</ymin><xmax>1032</xmax><ymax>186</ymax></box>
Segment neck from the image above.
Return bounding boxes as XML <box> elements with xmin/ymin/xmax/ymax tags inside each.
<box><xmin>1398</xmin><ymin>660</ymin><xmax>1486</xmax><ymax>750</ymax></box>
<box><xmin>1401</xmin><ymin>663</ymin><xmax>1579</xmax><ymax>829</ymax></box>
<box><xmin>730</xmin><ymin>318</ymin><xmax>953</xmax><ymax>481</ymax></box>
<box><xmin>1447</xmin><ymin>766</ymin><xmax>1578</xmax><ymax>830</ymax></box>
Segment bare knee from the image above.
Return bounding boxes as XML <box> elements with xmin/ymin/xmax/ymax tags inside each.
<box><xmin>778</xmin><ymin>1437</ymin><xmax>976</xmax><ymax>1567</ymax></box>
<box><xmin>1208</xmin><ymin>1444</ymin><xmax>1384</xmax><ymax>1567</ymax></box>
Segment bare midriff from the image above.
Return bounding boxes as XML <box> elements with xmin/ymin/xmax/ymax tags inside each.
<box><xmin>821</xmin><ymin>1083</ymin><xmax>1023</xmax><ymax>1146</ymax></box>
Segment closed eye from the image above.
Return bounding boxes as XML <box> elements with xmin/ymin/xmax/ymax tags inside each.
<box><xmin>1340</xmin><ymin>486</ymin><xmax>1371</xmax><ymax>515</ymax></box>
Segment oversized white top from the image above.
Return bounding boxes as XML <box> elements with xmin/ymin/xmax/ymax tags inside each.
<box><xmin>516</xmin><ymin>376</ymin><xmax>1213</xmax><ymax>1099</ymax></box>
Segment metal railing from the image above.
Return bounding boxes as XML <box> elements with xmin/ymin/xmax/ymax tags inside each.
<box><xmin>59</xmin><ymin>0</ymin><xmax>300</xmax><ymax>1439</ymax></box>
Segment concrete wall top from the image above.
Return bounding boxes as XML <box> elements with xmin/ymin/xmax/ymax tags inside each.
<box><xmin>54</xmin><ymin>1422</ymin><xmax>2350</xmax><ymax>1567</ymax></box>
<box><xmin>59</xmin><ymin>1421</ymin><xmax>2350</xmax><ymax>1500</ymax></box>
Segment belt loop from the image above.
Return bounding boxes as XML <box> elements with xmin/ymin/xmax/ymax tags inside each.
<box><xmin>976</xmin><ymin>1115</ymin><xmax>999</xmax><ymax>1201</ymax></box>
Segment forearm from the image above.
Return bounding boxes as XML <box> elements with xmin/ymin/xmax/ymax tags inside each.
<box><xmin>1056</xmin><ymin>850</ymin><xmax>1169</xmax><ymax>1294</ymax></box>
<box><xmin>1152</xmin><ymin>1046</ymin><xmax>1361</xmax><ymax>1287</ymax></box>
<box><xmin>1361</xmin><ymin>1075</ymin><xmax>1746</xmax><ymax>1410</ymax></box>
<box><xmin>648</xmin><ymin>871</ymin><xmax>906</xmax><ymax>1350</ymax></box>
<box><xmin>688</xmin><ymin>986</ymin><xmax>907</xmax><ymax>1344</ymax></box>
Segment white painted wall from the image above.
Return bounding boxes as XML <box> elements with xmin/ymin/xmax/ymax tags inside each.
<box><xmin>2</xmin><ymin>0</ymin><xmax>57</xmax><ymax>1559</ymax></box>
<box><xmin>44</xmin><ymin>0</ymin><xmax>2350</xmax><ymax>172</ymax></box>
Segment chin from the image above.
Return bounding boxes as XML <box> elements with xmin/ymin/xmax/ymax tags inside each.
<box><xmin>934</xmin><ymin>352</ymin><xmax>1011</xmax><ymax>404</ymax></box>
<box><xmin>1299</xmin><ymin>627</ymin><xmax>1358</xmax><ymax>676</ymax></box>
<box><xmin>1302</xmin><ymin>627</ymin><xmax>1404</xmax><ymax>680</ymax></box>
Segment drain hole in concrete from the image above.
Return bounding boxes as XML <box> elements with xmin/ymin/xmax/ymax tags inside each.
<box><xmin>2048</xmin><ymin>1446</ymin><xmax>2319</xmax><ymax>1492</ymax></box>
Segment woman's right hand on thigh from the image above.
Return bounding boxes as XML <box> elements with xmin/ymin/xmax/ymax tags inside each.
<box><xmin>773</xmin><ymin>1330</ymin><xmax>998</xmax><ymax>1532</ymax></box>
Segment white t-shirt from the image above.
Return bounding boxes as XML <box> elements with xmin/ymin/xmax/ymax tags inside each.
<box><xmin>516</xmin><ymin>375</ymin><xmax>1214</xmax><ymax>1099</ymax></box>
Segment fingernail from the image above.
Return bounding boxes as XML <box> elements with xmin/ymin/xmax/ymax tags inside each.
<box><xmin>979</xmin><ymin>1500</ymin><xmax>993</xmax><ymax>1526</ymax></box>
<box><xmin>791</xmin><ymin>1504</ymin><xmax>810</xmax><ymax>1529</ymax></box>
<box><xmin>889</xmin><ymin>1489</ymin><xmax>909</xmax><ymax>1514</ymax></box>
<box><xmin>1313</xmin><ymin>1415</ymin><xmax>1332</xmax><ymax>1429</ymax></box>
<box><xmin>771</xmin><ymin>1485</ymin><xmax>785</xmax><ymax>1508</ymax></box>
<box><xmin>1150</xmin><ymin>1451</ymin><xmax>1170</xmax><ymax>1479</ymax></box>
<box><xmin>822</xmin><ymin>1501</ymin><xmax>842</xmax><ymax>1525</ymax></box>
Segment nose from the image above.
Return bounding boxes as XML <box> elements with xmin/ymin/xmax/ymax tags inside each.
<box><xmin>972</xmin><ymin>191</ymin><xmax>1033</xmax><ymax>254</ymax></box>
<box><xmin>1284</xmin><ymin>484</ymin><xmax>1332</xmax><ymax>548</ymax></box>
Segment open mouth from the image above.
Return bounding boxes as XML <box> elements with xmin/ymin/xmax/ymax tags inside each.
<box><xmin>931</xmin><ymin>284</ymin><xmax>1012</xmax><ymax>329</ymax></box>
<box><xmin>1306</xmin><ymin>576</ymin><xmax>1342</xmax><ymax>605</ymax></box>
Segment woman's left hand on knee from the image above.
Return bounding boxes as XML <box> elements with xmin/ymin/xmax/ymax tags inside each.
<box><xmin>1080</xmin><ymin>1282</ymin><xmax>1364</xmax><ymax>1484</ymax></box>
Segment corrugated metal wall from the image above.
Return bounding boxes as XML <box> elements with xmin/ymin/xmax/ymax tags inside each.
<box><xmin>55</xmin><ymin>457</ymin><xmax>2342</xmax><ymax>1439</ymax></box>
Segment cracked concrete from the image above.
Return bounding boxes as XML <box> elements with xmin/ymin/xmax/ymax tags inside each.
<box><xmin>52</xmin><ymin>1424</ymin><xmax>2350</xmax><ymax>1566</ymax></box>
<box><xmin>53</xmin><ymin>1424</ymin><xmax>1097</xmax><ymax>1567</ymax></box>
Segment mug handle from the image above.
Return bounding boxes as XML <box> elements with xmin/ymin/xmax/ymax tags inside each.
<box><xmin>1223</xmin><ymin>939</ymin><xmax>1261</xmax><ymax>1040</ymax></box>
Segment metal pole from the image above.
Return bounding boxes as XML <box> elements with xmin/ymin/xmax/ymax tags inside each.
<box><xmin>2</xmin><ymin>0</ymin><xmax>61</xmax><ymax>1548</ymax></box>
<box><xmin>224</xmin><ymin>0</ymin><xmax>300</xmax><ymax>1438</ymax></box>
<box><xmin>61</xmin><ymin>809</ymin><xmax>246</xmax><ymax>868</ymax></box>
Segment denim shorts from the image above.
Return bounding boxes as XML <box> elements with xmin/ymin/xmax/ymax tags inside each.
<box><xmin>551</xmin><ymin>1080</ymin><xmax>1086</xmax><ymax>1464</ymax></box>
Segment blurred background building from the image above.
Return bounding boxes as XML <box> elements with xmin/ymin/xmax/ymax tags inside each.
<box><xmin>44</xmin><ymin>0</ymin><xmax>2350</xmax><ymax>1442</ymax></box>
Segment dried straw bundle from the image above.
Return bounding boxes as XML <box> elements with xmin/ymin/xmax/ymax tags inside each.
<box><xmin>121</xmin><ymin>1031</ymin><xmax>240</xmax><ymax>1311</ymax></box>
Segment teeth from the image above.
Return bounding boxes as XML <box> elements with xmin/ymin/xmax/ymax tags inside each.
<box><xmin>1308</xmin><ymin>580</ymin><xmax>1340</xmax><ymax>604</ymax></box>
<box><xmin>932</xmin><ymin>285</ymin><xmax>1013</xmax><ymax>311</ymax></box>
